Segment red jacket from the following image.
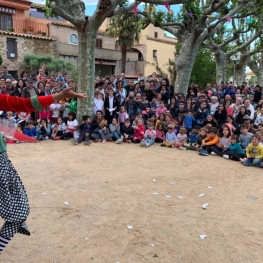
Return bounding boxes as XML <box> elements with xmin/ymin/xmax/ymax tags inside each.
<box><xmin>134</xmin><ymin>125</ymin><xmax>146</xmax><ymax>140</ymax></box>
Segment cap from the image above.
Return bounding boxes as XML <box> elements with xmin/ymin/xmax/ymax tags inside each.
<box><xmin>243</xmin><ymin>115</ymin><xmax>250</xmax><ymax>120</ymax></box>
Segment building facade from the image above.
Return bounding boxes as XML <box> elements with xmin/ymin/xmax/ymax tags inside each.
<box><xmin>0</xmin><ymin>0</ymin><xmax>57</xmax><ymax>78</ymax></box>
<box><xmin>0</xmin><ymin>1</ymin><xmax>176</xmax><ymax>79</ymax></box>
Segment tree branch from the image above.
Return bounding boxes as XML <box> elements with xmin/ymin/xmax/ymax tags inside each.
<box><xmin>49</xmin><ymin>0</ymin><xmax>86</xmax><ymax>29</ymax></box>
<box><xmin>113</xmin><ymin>1</ymin><xmax>141</xmax><ymax>16</ymax></box>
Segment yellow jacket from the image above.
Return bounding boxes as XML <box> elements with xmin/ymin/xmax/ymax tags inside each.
<box><xmin>246</xmin><ymin>143</ymin><xmax>263</xmax><ymax>159</ymax></box>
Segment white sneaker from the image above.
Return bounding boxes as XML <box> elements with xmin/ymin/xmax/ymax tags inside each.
<box><xmin>211</xmin><ymin>151</ymin><xmax>217</xmax><ymax>155</ymax></box>
<box><xmin>140</xmin><ymin>141</ymin><xmax>145</xmax><ymax>147</ymax></box>
<box><xmin>115</xmin><ymin>139</ymin><xmax>122</xmax><ymax>144</ymax></box>
<box><xmin>223</xmin><ymin>155</ymin><xmax>229</xmax><ymax>159</ymax></box>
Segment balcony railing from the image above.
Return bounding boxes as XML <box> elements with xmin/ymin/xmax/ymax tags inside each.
<box><xmin>11</xmin><ymin>18</ymin><xmax>49</xmax><ymax>37</ymax></box>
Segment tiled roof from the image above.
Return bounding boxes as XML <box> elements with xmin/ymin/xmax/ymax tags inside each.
<box><xmin>31</xmin><ymin>3</ymin><xmax>46</xmax><ymax>9</ymax></box>
<box><xmin>146</xmin><ymin>36</ymin><xmax>177</xmax><ymax>45</ymax></box>
<box><xmin>0</xmin><ymin>31</ymin><xmax>53</xmax><ymax>41</ymax></box>
<box><xmin>51</xmin><ymin>21</ymin><xmax>75</xmax><ymax>28</ymax></box>
<box><xmin>246</xmin><ymin>71</ymin><xmax>255</xmax><ymax>76</ymax></box>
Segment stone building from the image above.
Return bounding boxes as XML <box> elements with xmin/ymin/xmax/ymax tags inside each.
<box><xmin>0</xmin><ymin>1</ymin><xmax>176</xmax><ymax>79</ymax></box>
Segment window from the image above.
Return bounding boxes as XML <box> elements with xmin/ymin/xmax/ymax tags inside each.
<box><xmin>153</xmin><ymin>50</ymin><xmax>157</xmax><ymax>57</ymax></box>
<box><xmin>96</xmin><ymin>38</ymin><xmax>103</xmax><ymax>48</ymax></box>
<box><xmin>6</xmin><ymin>38</ymin><xmax>17</xmax><ymax>58</ymax></box>
<box><xmin>0</xmin><ymin>13</ymin><xmax>12</xmax><ymax>31</ymax></box>
<box><xmin>69</xmin><ymin>33</ymin><xmax>78</xmax><ymax>45</ymax></box>
<box><xmin>154</xmin><ymin>32</ymin><xmax>158</xmax><ymax>38</ymax></box>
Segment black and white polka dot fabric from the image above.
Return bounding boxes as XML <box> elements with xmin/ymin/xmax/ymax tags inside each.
<box><xmin>0</xmin><ymin>152</ymin><xmax>30</xmax><ymax>238</ymax></box>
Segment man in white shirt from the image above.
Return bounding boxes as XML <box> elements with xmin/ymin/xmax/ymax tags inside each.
<box><xmin>243</xmin><ymin>98</ymin><xmax>255</xmax><ymax>120</ymax></box>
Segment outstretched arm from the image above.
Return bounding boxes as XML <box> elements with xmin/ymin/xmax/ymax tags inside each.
<box><xmin>0</xmin><ymin>87</ymin><xmax>87</xmax><ymax>112</ymax></box>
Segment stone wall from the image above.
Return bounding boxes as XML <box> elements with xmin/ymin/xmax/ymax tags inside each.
<box><xmin>0</xmin><ymin>34</ymin><xmax>58</xmax><ymax>74</ymax></box>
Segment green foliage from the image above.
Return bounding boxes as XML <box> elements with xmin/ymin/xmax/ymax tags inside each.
<box><xmin>0</xmin><ymin>54</ymin><xmax>3</xmax><ymax>66</ymax></box>
<box><xmin>45</xmin><ymin>0</ymin><xmax>57</xmax><ymax>18</ymax></box>
<box><xmin>190</xmin><ymin>48</ymin><xmax>216</xmax><ymax>88</ymax></box>
<box><xmin>23</xmin><ymin>54</ymin><xmax>78</xmax><ymax>83</ymax></box>
<box><xmin>106</xmin><ymin>13</ymin><xmax>142</xmax><ymax>49</ymax></box>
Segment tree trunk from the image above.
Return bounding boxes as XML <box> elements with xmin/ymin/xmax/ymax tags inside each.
<box><xmin>258</xmin><ymin>60</ymin><xmax>263</xmax><ymax>86</ymax></box>
<box><xmin>235</xmin><ymin>63</ymin><xmax>246</xmax><ymax>85</ymax></box>
<box><xmin>174</xmin><ymin>35</ymin><xmax>201</xmax><ymax>94</ymax></box>
<box><xmin>215</xmin><ymin>52</ymin><xmax>227</xmax><ymax>84</ymax></box>
<box><xmin>121</xmin><ymin>45</ymin><xmax>127</xmax><ymax>73</ymax></box>
<box><xmin>76</xmin><ymin>28</ymin><xmax>97</xmax><ymax>120</ymax></box>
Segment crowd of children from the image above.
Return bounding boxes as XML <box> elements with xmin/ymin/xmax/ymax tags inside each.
<box><xmin>1</xmin><ymin>66</ymin><xmax>263</xmax><ymax>169</ymax></box>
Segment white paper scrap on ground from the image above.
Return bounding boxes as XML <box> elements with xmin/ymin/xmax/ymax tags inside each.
<box><xmin>165</xmin><ymin>195</ymin><xmax>171</xmax><ymax>198</ymax></box>
<box><xmin>153</xmin><ymin>179</ymin><xmax>156</xmax><ymax>183</ymax></box>
<box><xmin>169</xmin><ymin>182</ymin><xmax>175</xmax><ymax>185</ymax></box>
<box><xmin>198</xmin><ymin>193</ymin><xmax>205</xmax><ymax>197</ymax></box>
<box><xmin>127</xmin><ymin>225</ymin><xmax>133</xmax><ymax>230</ymax></box>
<box><xmin>208</xmin><ymin>186</ymin><xmax>213</xmax><ymax>189</ymax></box>
<box><xmin>153</xmin><ymin>192</ymin><xmax>158</xmax><ymax>195</ymax></box>
<box><xmin>200</xmin><ymin>235</ymin><xmax>207</xmax><ymax>239</ymax></box>
<box><xmin>42</xmin><ymin>192</ymin><xmax>46</xmax><ymax>195</ymax></box>
<box><xmin>202</xmin><ymin>203</ymin><xmax>208</xmax><ymax>209</ymax></box>
<box><xmin>178</xmin><ymin>196</ymin><xmax>184</xmax><ymax>199</ymax></box>
<box><xmin>64</xmin><ymin>201</ymin><xmax>69</xmax><ymax>205</ymax></box>
<box><xmin>150</xmin><ymin>244</ymin><xmax>155</xmax><ymax>247</ymax></box>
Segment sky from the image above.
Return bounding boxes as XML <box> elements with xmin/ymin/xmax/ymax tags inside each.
<box><xmin>33</xmin><ymin>0</ymin><xmax>181</xmax><ymax>18</ymax></box>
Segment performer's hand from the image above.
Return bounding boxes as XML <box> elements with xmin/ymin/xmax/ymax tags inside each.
<box><xmin>52</xmin><ymin>87</ymin><xmax>87</xmax><ymax>101</ymax></box>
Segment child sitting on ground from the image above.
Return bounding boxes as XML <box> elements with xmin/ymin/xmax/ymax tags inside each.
<box><xmin>132</xmin><ymin>118</ymin><xmax>145</xmax><ymax>143</ymax></box>
<box><xmin>72</xmin><ymin>115</ymin><xmax>92</xmax><ymax>145</ymax></box>
<box><xmin>242</xmin><ymin>134</ymin><xmax>263</xmax><ymax>167</ymax></box>
<box><xmin>23</xmin><ymin>120</ymin><xmax>38</xmax><ymax>139</ymax></box>
<box><xmin>155</xmin><ymin>123</ymin><xmax>165</xmax><ymax>143</ymax></box>
<box><xmin>199</xmin><ymin>127</ymin><xmax>219</xmax><ymax>156</ymax></box>
<box><xmin>37</xmin><ymin>118</ymin><xmax>51</xmax><ymax>140</ymax></box>
<box><xmin>6</xmin><ymin>111</ymin><xmax>16</xmax><ymax>124</ymax></box>
<box><xmin>222</xmin><ymin>134</ymin><xmax>246</xmax><ymax>161</ymax></box>
<box><xmin>17</xmin><ymin>111</ymin><xmax>31</xmax><ymax>124</ymax></box>
<box><xmin>210</xmin><ymin>125</ymin><xmax>231</xmax><ymax>157</ymax></box>
<box><xmin>109</xmin><ymin>118</ymin><xmax>122</xmax><ymax>144</ymax></box>
<box><xmin>120</xmin><ymin>118</ymin><xmax>134</xmax><ymax>144</ymax></box>
<box><xmin>190</xmin><ymin>127</ymin><xmax>207</xmax><ymax>151</ymax></box>
<box><xmin>239</xmin><ymin>124</ymin><xmax>253</xmax><ymax>149</ymax></box>
<box><xmin>174</xmin><ymin>127</ymin><xmax>188</xmax><ymax>150</ymax></box>
<box><xmin>97</xmin><ymin>119</ymin><xmax>113</xmax><ymax>143</ymax></box>
<box><xmin>140</xmin><ymin>122</ymin><xmax>156</xmax><ymax>148</ymax></box>
<box><xmin>51</xmin><ymin>117</ymin><xmax>66</xmax><ymax>139</ymax></box>
<box><xmin>161</xmin><ymin>124</ymin><xmax>178</xmax><ymax>147</ymax></box>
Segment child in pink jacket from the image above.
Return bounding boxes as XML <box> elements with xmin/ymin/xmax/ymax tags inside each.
<box><xmin>155</xmin><ymin>122</ymin><xmax>165</xmax><ymax>143</ymax></box>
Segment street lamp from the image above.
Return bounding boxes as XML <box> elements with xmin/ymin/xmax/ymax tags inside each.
<box><xmin>231</xmin><ymin>57</ymin><xmax>239</xmax><ymax>84</ymax></box>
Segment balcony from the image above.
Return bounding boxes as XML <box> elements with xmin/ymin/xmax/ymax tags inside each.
<box><xmin>4</xmin><ymin>18</ymin><xmax>49</xmax><ymax>37</ymax></box>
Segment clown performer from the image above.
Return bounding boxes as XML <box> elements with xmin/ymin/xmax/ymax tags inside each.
<box><xmin>0</xmin><ymin>87</ymin><xmax>86</xmax><ymax>254</ymax></box>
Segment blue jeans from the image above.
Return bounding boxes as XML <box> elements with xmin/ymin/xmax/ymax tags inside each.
<box><xmin>243</xmin><ymin>158</ymin><xmax>263</xmax><ymax>167</ymax></box>
<box><xmin>144</xmin><ymin>139</ymin><xmax>154</xmax><ymax>147</ymax></box>
<box><xmin>112</xmin><ymin>131</ymin><xmax>120</xmax><ymax>140</ymax></box>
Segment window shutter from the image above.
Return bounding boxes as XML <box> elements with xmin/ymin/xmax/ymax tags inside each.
<box><xmin>96</xmin><ymin>39</ymin><xmax>102</xmax><ymax>48</ymax></box>
<box><xmin>6</xmin><ymin>38</ymin><xmax>17</xmax><ymax>58</ymax></box>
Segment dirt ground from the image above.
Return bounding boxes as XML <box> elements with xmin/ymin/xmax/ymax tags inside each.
<box><xmin>1</xmin><ymin>140</ymin><xmax>263</xmax><ymax>263</ymax></box>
